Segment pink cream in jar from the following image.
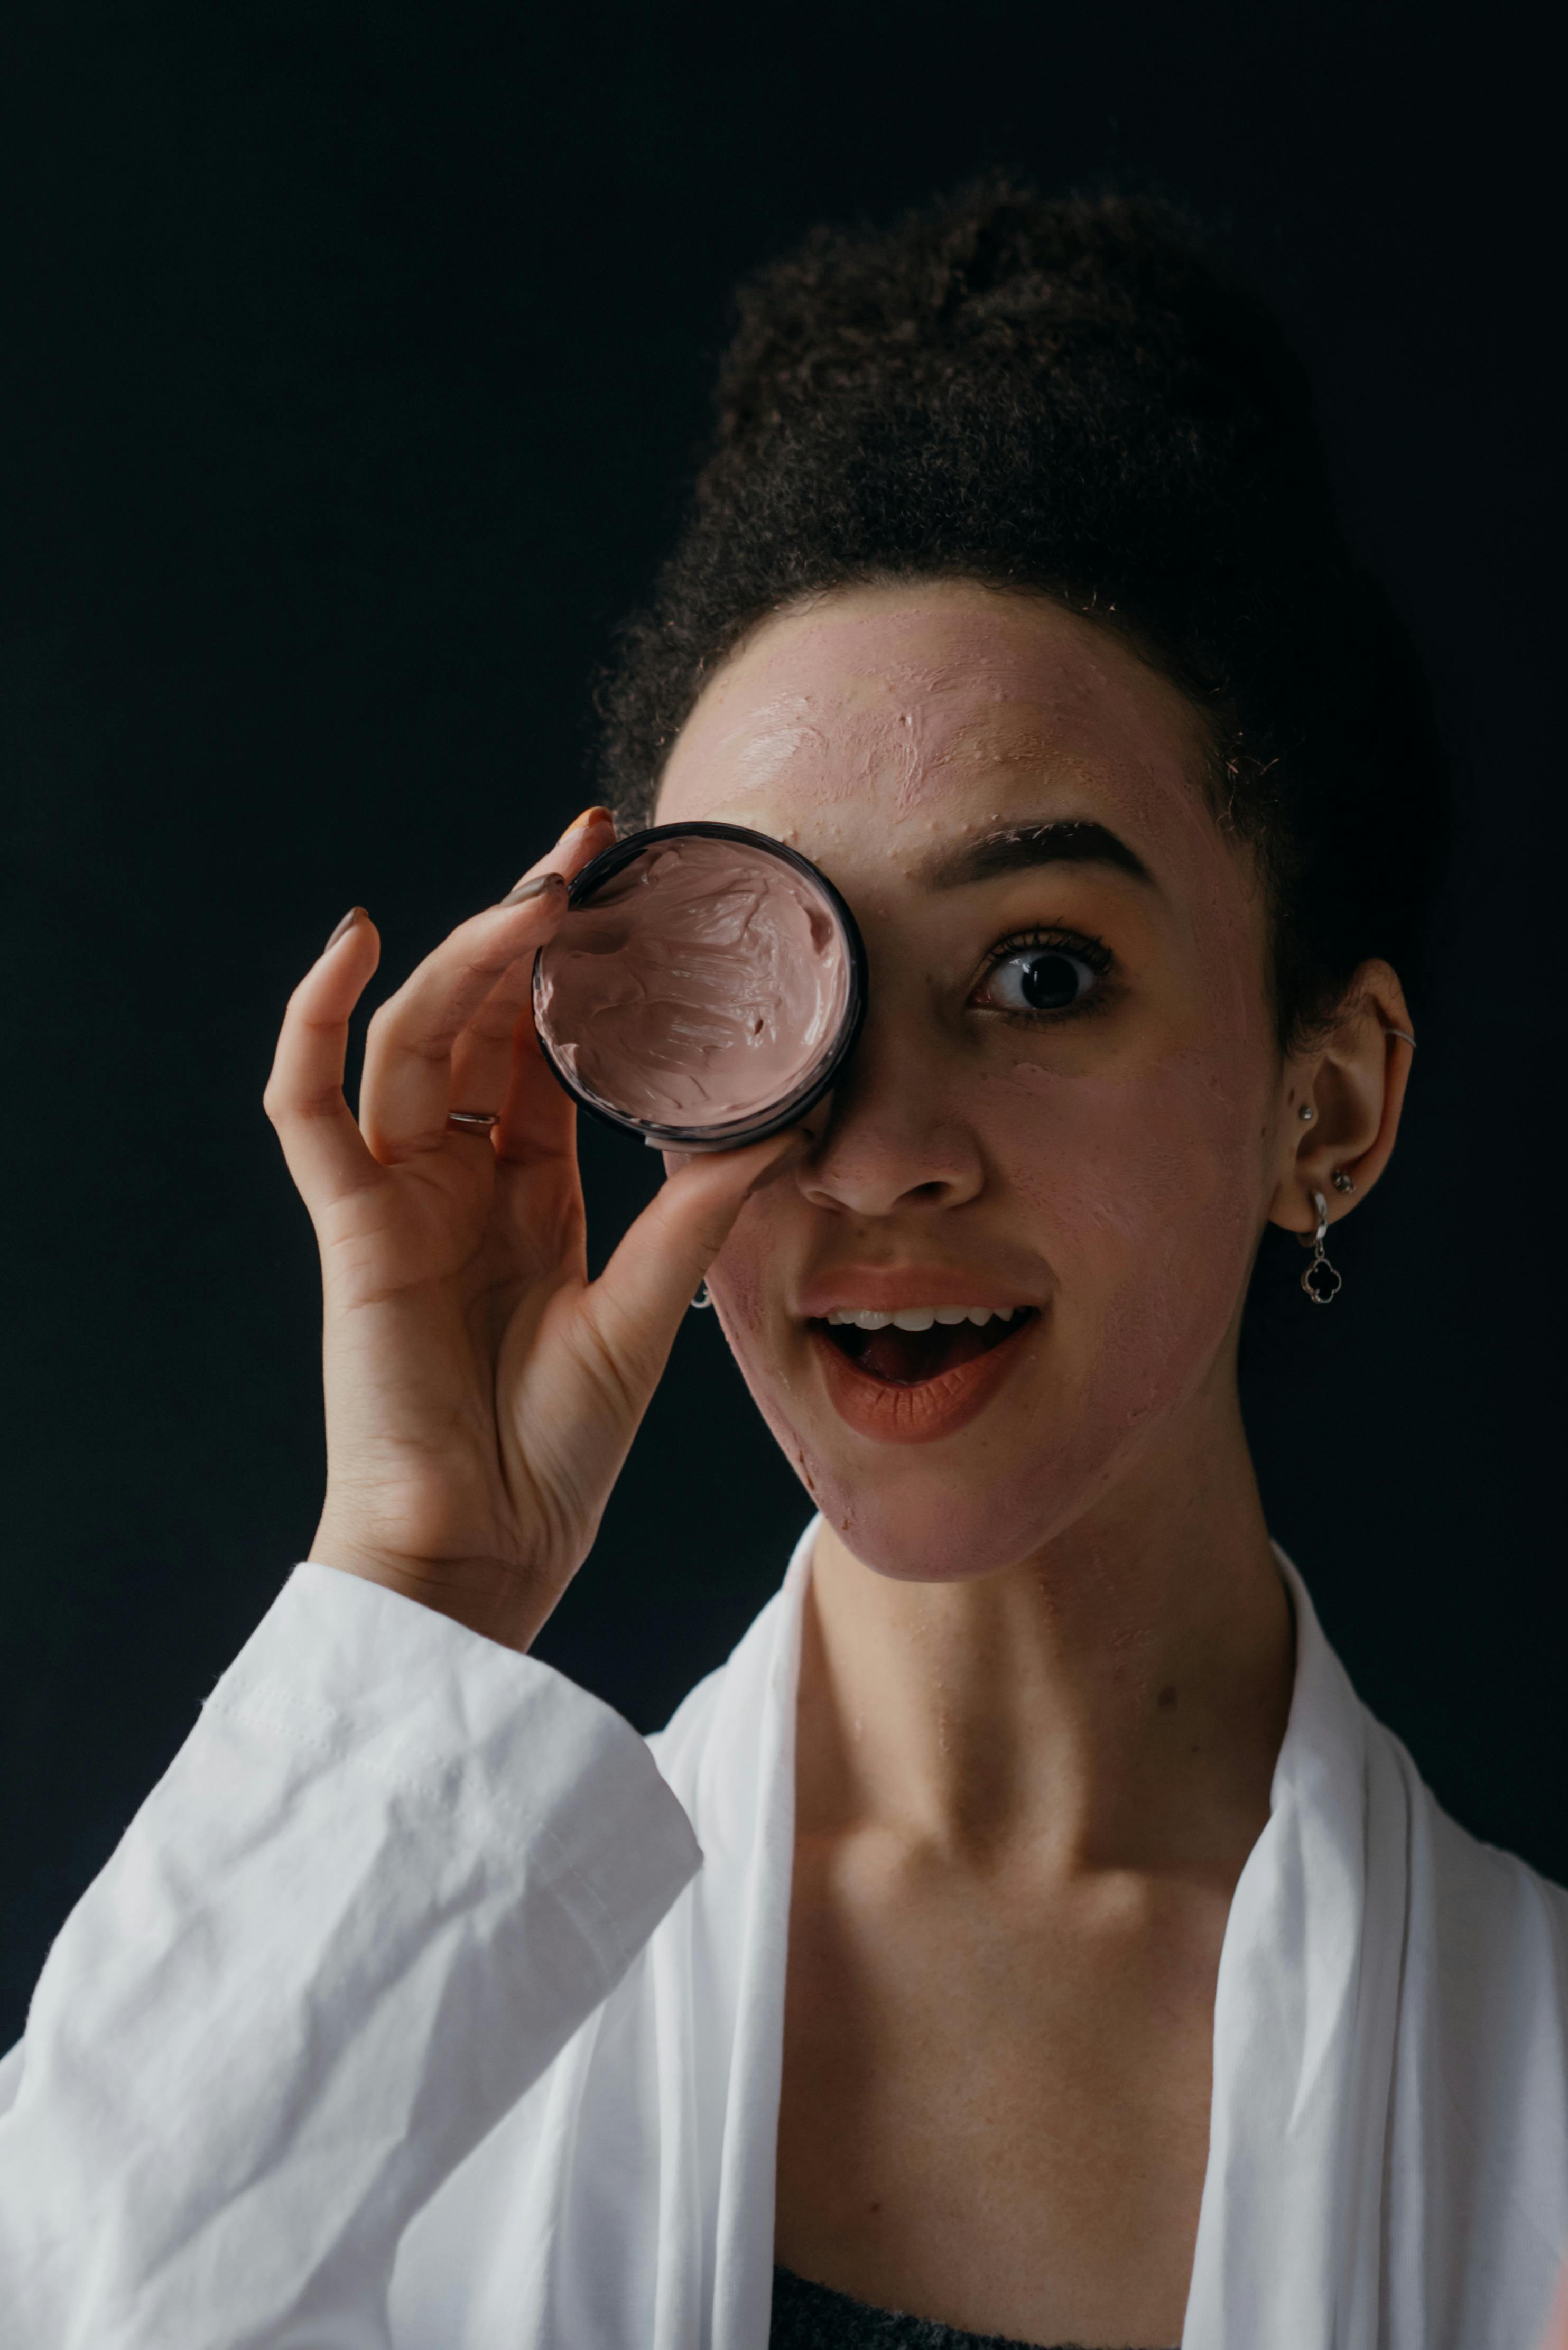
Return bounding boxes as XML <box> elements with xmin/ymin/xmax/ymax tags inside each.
<box><xmin>532</xmin><ymin>822</ymin><xmax>867</xmax><ymax>1148</ymax></box>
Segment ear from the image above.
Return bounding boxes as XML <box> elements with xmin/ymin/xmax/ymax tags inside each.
<box><xmin>1266</xmin><ymin>959</ymin><xmax>1417</xmax><ymax>1238</ymax></box>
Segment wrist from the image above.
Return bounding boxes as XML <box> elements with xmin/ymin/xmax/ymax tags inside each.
<box><xmin>307</xmin><ymin>1536</ymin><xmax>561</xmax><ymax>1654</ymax></box>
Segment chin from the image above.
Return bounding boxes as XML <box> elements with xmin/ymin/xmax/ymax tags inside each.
<box><xmin>742</xmin><ymin>1373</ymin><xmax>1124</xmax><ymax>1582</ymax></box>
<box><xmin>811</xmin><ymin>1439</ymin><xmax>1108</xmax><ymax>1581</ymax></box>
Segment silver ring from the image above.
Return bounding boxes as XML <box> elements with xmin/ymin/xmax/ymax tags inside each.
<box><xmin>446</xmin><ymin>1110</ymin><xmax>499</xmax><ymax>1134</ymax></box>
<box><xmin>1383</xmin><ymin>1027</ymin><xmax>1417</xmax><ymax>1049</ymax></box>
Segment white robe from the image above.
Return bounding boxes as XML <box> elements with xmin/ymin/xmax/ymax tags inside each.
<box><xmin>2</xmin><ymin>1521</ymin><xmax>1565</xmax><ymax>2348</ymax></box>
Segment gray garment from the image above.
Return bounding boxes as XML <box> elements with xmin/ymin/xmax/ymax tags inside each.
<box><xmin>769</xmin><ymin>2264</ymin><xmax>1177</xmax><ymax>2350</ymax></box>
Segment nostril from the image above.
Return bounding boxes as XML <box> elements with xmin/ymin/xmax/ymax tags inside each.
<box><xmin>796</xmin><ymin>1129</ymin><xmax>986</xmax><ymax>1218</ymax></box>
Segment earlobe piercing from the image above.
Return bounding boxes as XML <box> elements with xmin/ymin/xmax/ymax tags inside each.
<box><xmin>1332</xmin><ymin>1168</ymin><xmax>1356</xmax><ymax>1195</ymax></box>
<box><xmin>690</xmin><ymin>1282</ymin><xmax>714</xmax><ymax>1312</ymax></box>
<box><xmin>1299</xmin><ymin>1190</ymin><xmax>1342</xmax><ymax>1304</ymax></box>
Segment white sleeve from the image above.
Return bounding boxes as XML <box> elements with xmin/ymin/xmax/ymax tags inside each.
<box><xmin>0</xmin><ymin>1562</ymin><xmax>702</xmax><ymax>2349</ymax></box>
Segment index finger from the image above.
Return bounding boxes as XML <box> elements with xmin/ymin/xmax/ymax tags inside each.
<box><xmin>264</xmin><ymin>908</ymin><xmax>386</xmax><ymax>1211</ymax></box>
<box><xmin>359</xmin><ymin>811</ymin><xmax>614</xmax><ymax>1163</ymax></box>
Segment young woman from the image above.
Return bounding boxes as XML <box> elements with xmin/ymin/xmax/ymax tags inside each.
<box><xmin>3</xmin><ymin>183</ymin><xmax>1565</xmax><ymax>2350</ymax></box>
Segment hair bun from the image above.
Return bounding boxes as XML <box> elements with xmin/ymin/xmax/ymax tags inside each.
<box><xmin>714</xmin><ymin>175</ymin><xmax>1318</xmax><ymax>477</ymax></box>
<box><xmin>600</xmin><ymin>172</ymin><xmax>1448</xmax><ymax>1048</ymax></box>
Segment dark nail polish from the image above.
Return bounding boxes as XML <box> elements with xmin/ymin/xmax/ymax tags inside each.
<box><xmin>500</xmin><ymin>870</ymin><xmax>568</xmax><ymax>908</ymax></box>
<box><xmin>323</xmin><ymin>907</ymin><xmax>364</xmax><ymax>953</ymax></box>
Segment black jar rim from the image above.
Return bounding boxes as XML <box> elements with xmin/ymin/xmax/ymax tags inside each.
<box><xmin>531</xmin><ymin>821</ymin><xmax>867</xmax><ymax>1151</ymax></box>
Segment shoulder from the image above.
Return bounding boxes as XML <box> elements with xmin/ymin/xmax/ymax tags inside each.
<box><xmin>1417</xmin><ymin>1759</ymin><xmax>1568</xmax><ymax>2021</ymax></box>
<box><xmin>1371</xmin><ymin>1714</ymin><xmax>1568</xmax><ymax>2241</ymax></box>
<box><xmin>1407</xmin><ymin>1768</ymin><xmax>1568</xmax><ymax>2309</ymax></box>
<box><xmin>1378</xmin><ymin>1713</ymin><xmax>1568</xmax><ymax>1970</ymax></box>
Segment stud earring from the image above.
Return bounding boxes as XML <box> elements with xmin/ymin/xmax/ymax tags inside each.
<box><xmin>1297</xmin><ymin>1104</ymin><xmax>1315</xmax><ymax>1123</ymax></box>
<box><xmin>1299</xmin><ymin>1190</ymin><xmax>1341</xmax><ymax>1304</ymax></box>
<box><xmin>690</xmin><ymin>1281</ymin><xmax>714</xmax><ymax>1312</ymax></box>
<box><xmin>1332</xmin><ymin>1168</ymin><xmax>1356</xmax><ymax>1195</ymax></box>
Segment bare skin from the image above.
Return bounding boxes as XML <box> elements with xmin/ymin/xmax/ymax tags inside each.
<box><xmin>266</xmin><ymin>579</ymin><xmax>1414</xmax><ymax>2347</ymax></box>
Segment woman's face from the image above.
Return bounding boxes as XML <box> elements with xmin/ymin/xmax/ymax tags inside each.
<box><xmin>656</xmin><ymin>581</ymin><xmax>1288</xmax><ymax>1581</ymax></box>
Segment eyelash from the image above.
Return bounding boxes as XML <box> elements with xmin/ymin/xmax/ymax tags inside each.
<box><xmin>970</xmin><ymin>925</ymin><xmax>1117</xmax><ymax>1025</ymax></box>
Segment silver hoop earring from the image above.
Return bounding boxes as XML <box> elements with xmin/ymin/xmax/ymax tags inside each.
<box><xmin>690</xmin><ymin>1282</ymin><xmax>714</xmax><ymax>1312</ymax></box>
<box><xmin>1298</xmin><ymin>1190</ymin><xmax>1341</xmax><ymax>1304</ymax></box>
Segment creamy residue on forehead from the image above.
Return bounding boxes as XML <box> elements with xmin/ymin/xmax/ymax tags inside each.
<box><xmin>659</xmin><ymin>587</ymin><xmax>1256</xmax><ymax>1029</ymax></box>
<box><xmin>721</xmin><ymin>695</ymin><xmax>829</xmax><ymax>795</ymax></box>
<box><xmin>686</xmin><ymin>611</ymin><xmax>1191</xmax><ymax>832</ymax></box>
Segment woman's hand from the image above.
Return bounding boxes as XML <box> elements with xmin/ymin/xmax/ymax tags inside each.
<box><xmin>265</xmin><ymin>809</ymin><xmax>799</xmax><ymax>1652</ymax></box>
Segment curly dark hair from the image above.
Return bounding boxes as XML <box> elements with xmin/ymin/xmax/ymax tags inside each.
<box><xmin>597</xmin><ymin>175</ymin><xmax>1449</xmax><ymax>1048</ymax></box>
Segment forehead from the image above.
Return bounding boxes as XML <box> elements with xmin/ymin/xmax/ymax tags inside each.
<box><xmin>654</xmin><ymin>582</ymin><xmax>1214</xmax><ymax>871</ymax></box>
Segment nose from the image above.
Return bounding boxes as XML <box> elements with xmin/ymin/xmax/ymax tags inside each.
<box><xmin>796</xmin><ymin>1013</ymin><xmax>986</xmax><ymax>1219</ymax></box>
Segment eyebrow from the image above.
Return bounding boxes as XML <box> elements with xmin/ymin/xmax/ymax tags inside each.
<box><xmin>922</xmin><ymin>819</ymin><xmax>1156</xmax><ymax>892</ymax></box>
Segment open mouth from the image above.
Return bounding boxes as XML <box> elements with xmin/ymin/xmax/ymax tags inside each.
<box><xmin>811</xmin><ymin>1306</ymin><xmax>1036</xmax><ymax>1389</ymax></box>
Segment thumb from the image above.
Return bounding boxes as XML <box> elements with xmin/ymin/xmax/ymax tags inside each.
<box><xmin>582</xmin><ymin>1126</ymin><xmax>804</xmax><ymax>1388</ymax></box>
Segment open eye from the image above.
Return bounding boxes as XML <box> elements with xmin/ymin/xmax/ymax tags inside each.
<box><xmin>974</xmin><ymin>935</ymin><xmax>1109</xmax><ymax>1017</ymax></box>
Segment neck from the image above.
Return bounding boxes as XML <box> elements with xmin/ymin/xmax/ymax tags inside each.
<box><xmin>797</xmin><ymin>1383</ymin><xmax>1294</xmax><ymax>1885</ymax></box>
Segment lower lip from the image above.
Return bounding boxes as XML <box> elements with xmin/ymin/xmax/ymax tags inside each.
<box><xmin>808</xmin><ymin>1318</ymin><xmax>1034</xmax><ymax>1446</ymax></box>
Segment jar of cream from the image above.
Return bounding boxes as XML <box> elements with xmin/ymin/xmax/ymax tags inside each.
<box><xmin>532</xmin><ymin>821</ymin><xmax>867</xmax><ymax>1149</ymax></box>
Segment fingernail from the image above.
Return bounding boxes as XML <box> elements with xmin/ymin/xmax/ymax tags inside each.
<box><xmin>323</xmin><ymin>907</ymin><xmax>365</xmax><ymax>953</ymax></box>
<box><xmin>499</xmin><ymin>870</ymin><xmax>568</xmax><ymax>908</ymax></box>
<box><xmin>559</xmin><ymin>805</ymin><xmax>613</xmax><ymax>841</ymax></box>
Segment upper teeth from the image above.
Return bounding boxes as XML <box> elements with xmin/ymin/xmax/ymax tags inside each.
<box><xmin>823</xmin><ymin>1306</ymin><xmax>1019</xmax><ymax>1331</ymax></box>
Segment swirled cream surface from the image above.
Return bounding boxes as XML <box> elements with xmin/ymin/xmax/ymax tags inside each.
<box><xmin>535</xmin><ymin>834</ymin><xmax>851</xmax><ymax>1130</ymax></box>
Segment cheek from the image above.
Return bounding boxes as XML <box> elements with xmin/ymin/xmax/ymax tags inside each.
<box><xmin>984</xmin><ymin>1051</ymin><xmax>1266</xmax><ymax>1351</ymax></box>
<box><xmin>703</xmin><ymin>1197</ymin><xmax>790</xmax><ymax>1397</ymax></box>
<box><xmin>708</xmin><ymin>1221</ymin><xmax>768</xmax><ymax>1334</ymax></box>
<box><xmin>703</xmin><ymin>1200</ymin><xmax>829</xmax><ymax>1497</ymax></box>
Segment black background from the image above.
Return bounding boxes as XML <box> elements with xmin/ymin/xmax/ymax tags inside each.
<box><xmin>1</xmin><ymin>1</ymin><xmax>1558</xmax><ymax>2047</ymax></box>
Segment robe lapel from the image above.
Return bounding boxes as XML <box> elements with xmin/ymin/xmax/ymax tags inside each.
<box><xmin>646</xmin><ymin>1522</ymin><xmax>812</xmax><ymax>2350</ymax></box>
<box><xmin>1184</xmin><ymin>1551</ymin><xmax>1410</xmax><ymax>2348</ymax></box>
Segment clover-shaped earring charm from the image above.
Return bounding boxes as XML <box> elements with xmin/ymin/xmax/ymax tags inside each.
<box><xmin>1298</xmin><ymin>1189</ymin><xmax>1342</xmax><ymax>1305</ymax></box>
